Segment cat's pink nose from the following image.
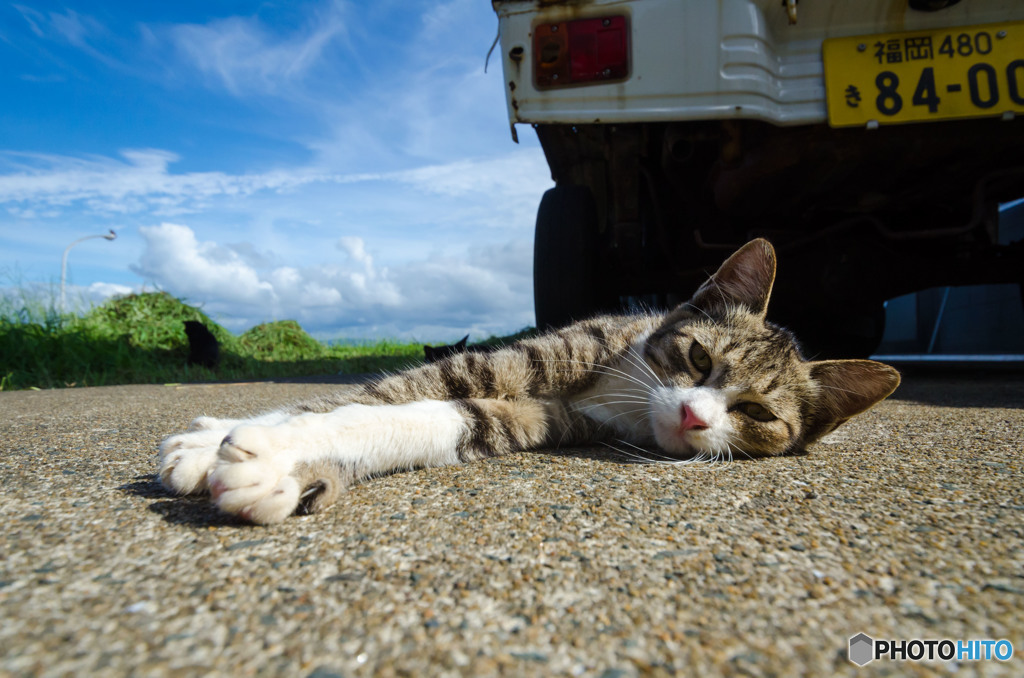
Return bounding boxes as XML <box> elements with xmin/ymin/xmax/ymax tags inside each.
<box><xmin>680</xmin><ymin>404</ymin><xmax>709</xmax><ymax>432</ymax></box>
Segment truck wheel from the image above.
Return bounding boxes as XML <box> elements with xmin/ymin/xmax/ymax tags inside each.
<box><xmin>533</xmin><ymin>185</ymin><xmax>603</xmax><ymax>330</ymax></box>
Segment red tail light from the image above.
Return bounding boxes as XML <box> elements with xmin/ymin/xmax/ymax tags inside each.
<box><xmin>534</xmin><ymin>15</ymin><xmax>629</xmax><ymax>89</ymax></box>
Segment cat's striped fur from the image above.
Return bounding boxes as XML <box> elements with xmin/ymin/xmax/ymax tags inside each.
<box><xmin>159</xmin><ymin>239</ymin><xmax>900</xmax><ymax>524</ymax></box>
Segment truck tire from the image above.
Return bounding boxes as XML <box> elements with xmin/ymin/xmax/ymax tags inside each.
<box><xmin>533</xmin><ymin>185</ymin><xmax>603</xmax><ymax>330</ymax></box>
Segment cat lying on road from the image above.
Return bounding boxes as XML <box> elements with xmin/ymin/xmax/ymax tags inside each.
<box><xmin>158</xmin><ymin>239</ymin><xmax>899</xmax><ymax>524</ymax></box>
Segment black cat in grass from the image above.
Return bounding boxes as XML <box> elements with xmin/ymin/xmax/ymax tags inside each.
<box><xmin>184</xmin><ymin>321</ymin><xmax>220</xmax><ymax>369</ymax></box>
<box><xmin>423</xmin><ymin>334</ymin><xmax>493</xmax><ymax>363</ymax></box>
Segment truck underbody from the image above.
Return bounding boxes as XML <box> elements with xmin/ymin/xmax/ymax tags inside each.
<box><xmin>534</xmin><ymin>117</ymin><xmax>1024</xmax><ymax>356</ymax></box>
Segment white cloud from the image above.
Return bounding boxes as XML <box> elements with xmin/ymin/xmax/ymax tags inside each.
<box><xmin>47</xmin><ymin>9</ymin><xmax>102</xmax><ymax>48</ymax></box>
<box><xmin>12</xmin><ymin>5</ymin><xmax>121</xmax><ymax>71</ymax></box>
<box><xmin>337</xmin><ymin>235</ymin><xmax>372</xmax><ymax>270</ymax></box>
<box><xmin>290</xmin><ymin>0</ymin><xmax>515</xmax><ymax>172</ymax></box>
<box><xmin>0</xmin><ymin>149</ymin><xmax>334</xmax><ymax>215</ymax></box>
<box><xmin>167</xmin><ymin>2</ymin><xmax>351</xmax><ymax>96</ymax></box>
<box><xmin>129</xmin><ymin>223</ymin><xmax>533</xmax><ymax>339</ymax></box>
<box><xmin>13</xmin><ymin>5</ymin><xmax>104</xmax><ymax>46</ymax></box>
<box><xmin>86</xmin><ymin>281</ymin><xmax>135</xmax><ymax>299</ymax></box>
<box><xmin>0</xmin><ymin>147</ymin><xmax>551</xmax><ymax>228</ymax></box>
<box><xmin>396</xmin><ymin>151</ymin><xmax>551</xmax><ymax>200</ymax></box>
<box><xmin>131</xmin><ymin>223</ymin><xmax>275</xmax><ymax>306</ymax></box>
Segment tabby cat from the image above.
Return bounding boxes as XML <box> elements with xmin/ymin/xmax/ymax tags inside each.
<box><xmin>159</xmin><ymin>239</ymin><xmax>899</xmax><ymax>524</ymax></box>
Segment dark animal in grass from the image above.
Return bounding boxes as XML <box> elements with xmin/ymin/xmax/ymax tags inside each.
<box><xmin>184</xmin><ymin>321</ymin><xmax>220</xmax><ymax>369</ymax></box>
<box><xmin>423</xmin><ymin>334</ymin><xmax>493</xmax><ymax>363</ymax></box>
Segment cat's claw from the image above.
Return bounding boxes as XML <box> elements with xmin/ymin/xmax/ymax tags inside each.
<box><xmin>158</xmin><ymin>429</ymin><xmax>229</xmax><ymax>494</ymax></box>
<box><xmin>208</xmin><ymin>425</ymin><xmax>300</xmax><ymax>525</ymax></box>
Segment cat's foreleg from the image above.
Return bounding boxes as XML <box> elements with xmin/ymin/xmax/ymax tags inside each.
<box><xmin>207</xmin><ymin>397</ymin><xmax>550</xmax><ymax>524</ymax></box>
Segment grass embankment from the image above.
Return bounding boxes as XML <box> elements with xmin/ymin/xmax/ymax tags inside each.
<box><xmin>0</xmin><ymin>291</ymin><xmax>531</xmax><ymax>391</ymax></box>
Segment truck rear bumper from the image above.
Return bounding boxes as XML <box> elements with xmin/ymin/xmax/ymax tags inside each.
<box><xmin>494</xmin><ymin>0</ymin><xmax>1023</xmax><ymax>129</ymax></box>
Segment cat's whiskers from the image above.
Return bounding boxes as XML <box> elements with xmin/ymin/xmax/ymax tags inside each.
<box><xmin>615</xmin><ymin>439</ymin><xmax>684</xmax><ymax>464</ymax></box>
<box><xmin>572</xmin><ymin>390</ymin><xmax>653</xmax><ymax>431</ymax></box>
<box><xmin>573</xmin><ymin>398</ymin><xmax>651</xmax><ymax>435</ymax></box>
<box><xmin>721</xmin><ymin>441</ymin><xmax>737</xmax><ymax>465</ymax></box>
<box><xmin>552</xmin><ymin>412</ymin><xmax>587</xmax><ymax>450</ymax></box>
<box><xmin>592</xmin><ymin>330</ymin><xmax>667</xmax><ymax>392</ymax></box>
<box><xmin>599</xmin><ymin>440</ymin><xmax>644</xmax><ymax>464</ymax></box>
<box><xmin>816</xmin><ymin>383</ymin><xmax>874</xmax><ymax>397</ymax></box>
<box><xmin>601</xmin><ymin>439</ymin><xmax>669</xmax><ymax>465</ymax></box>
<box><xmin>575</xmin><ymin>399</ymin><xmax>649</xmax><ymax>412</ymax></box>
<box><xmin>540</xmin><ymin>358</ymin><xmax>658</xmax><ymax>394</ymax></box>
<box><xmin>606</xmin><ymin>437</ymin><xmax>737</xmax><ymax>468</ymax></box>
<box><xmin>619</xmin><ymin>344</ymin><xmax>667</xmax><ymax>390</ymax></box>
<box><xmin>680</xmin><ymin>300</ymin><xmax>715</xmax><ymax>324</ymax></box>
<box><xmin>572</xmin><ymin>389</ymin><xmax>651</xmax><ymax>407</ymax></box>
<box><xmin>723</xmin><ymin>433</ymin><xmax>757</xmax><ymax>462</ymax></box>
<box><xmin>592</xmin><ymin>406</ymin><xmax>651</xmax><ymax>430</ymax></box>
<box><xmin>790</xmin><ymin>393</ymin><xmax>817</xmax><ymax>407</ymax></box>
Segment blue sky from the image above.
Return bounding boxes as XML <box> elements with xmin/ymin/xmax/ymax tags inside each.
<box><xmin>0</xmin><ymin>0</ymin><xmax>552</xmax><ymax>340</ymax></box>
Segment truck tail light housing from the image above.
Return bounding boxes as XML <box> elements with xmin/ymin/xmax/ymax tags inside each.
<box><xmin>534</xmin><ymin>15</ymin><xmax>629</xmax><ymax>89</ymax></box>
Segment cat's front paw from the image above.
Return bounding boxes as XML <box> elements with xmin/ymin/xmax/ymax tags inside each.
<box><xmin>158</xmin><ymin>428</ymin><xmax>230</xmax><ymax>494</ymax></box>
<box><xmin>208</xmin><ymin>425</ymin><xmax>301</xmax><ymax>525</ymax></box>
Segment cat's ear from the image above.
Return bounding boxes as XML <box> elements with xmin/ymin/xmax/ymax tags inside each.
<box><xmin>687</xmin><ymin>238</ymin><xmax>777</xmax><ymax>317</ymax></box>
<box><xmin>803</xmin><ymin>359</ymin><xmax>901</xmax><ymax>444</ymax></box>
<box><xmin>457</xmin><ymin>335</ymin><xmax>469</xmax><ymax>348</ymax></box>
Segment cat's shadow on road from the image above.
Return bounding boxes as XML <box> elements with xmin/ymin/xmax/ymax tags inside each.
<box><xmin>120</xmin><ymin>475</ymin><xmax>254</xmax><ymax>528</ymax></box>
<box><xmin>120</xmin><ymin>446</ymin><xmax>688</xmax><ymax>528</ymax></box>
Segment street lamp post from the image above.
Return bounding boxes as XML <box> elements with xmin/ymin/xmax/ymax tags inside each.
<box><xmin>61</xmin><ymin>229</ymin><xmax>117</xmax><ymax>313</ymax></box>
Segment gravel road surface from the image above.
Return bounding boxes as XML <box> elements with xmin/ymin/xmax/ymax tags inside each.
<box><xmin>2</xmin><ymin>371</ymin><xmax>1022</xmax><ymax>677</ymax></box>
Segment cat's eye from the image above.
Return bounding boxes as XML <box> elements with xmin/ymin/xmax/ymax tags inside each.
<box><xmin>689</xmin><ymin>342</ymin><xmax>712</xmax><ymax>373</ymax></box>
<box><xmin>735</xmin><ymin>402</ymin><xmax>777</xmax><ymax>422</ymax></box>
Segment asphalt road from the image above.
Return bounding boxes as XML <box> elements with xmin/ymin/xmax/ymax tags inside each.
<box><xmin>1</xmin><ymin>370</ymin><xmax>1022</xmax><ymax>677</ymax></box>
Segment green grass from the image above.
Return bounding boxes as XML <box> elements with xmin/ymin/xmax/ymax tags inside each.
<box><xmin>0</xmin><ymin>290</ymin><xmax>532</xmax><ymax>391</ymax></box>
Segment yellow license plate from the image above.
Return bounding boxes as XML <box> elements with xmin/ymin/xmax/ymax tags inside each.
<box><xmin>824</xmin><ymin>21</ymin><xmax>1024</xmax><ymax>127</ymax></box>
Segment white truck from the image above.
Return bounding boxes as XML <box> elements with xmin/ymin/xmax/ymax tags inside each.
<box><xmin>491</xmin><ymin>0</ymin><xmax>1024</xmax><ymax>356</ymax></box>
